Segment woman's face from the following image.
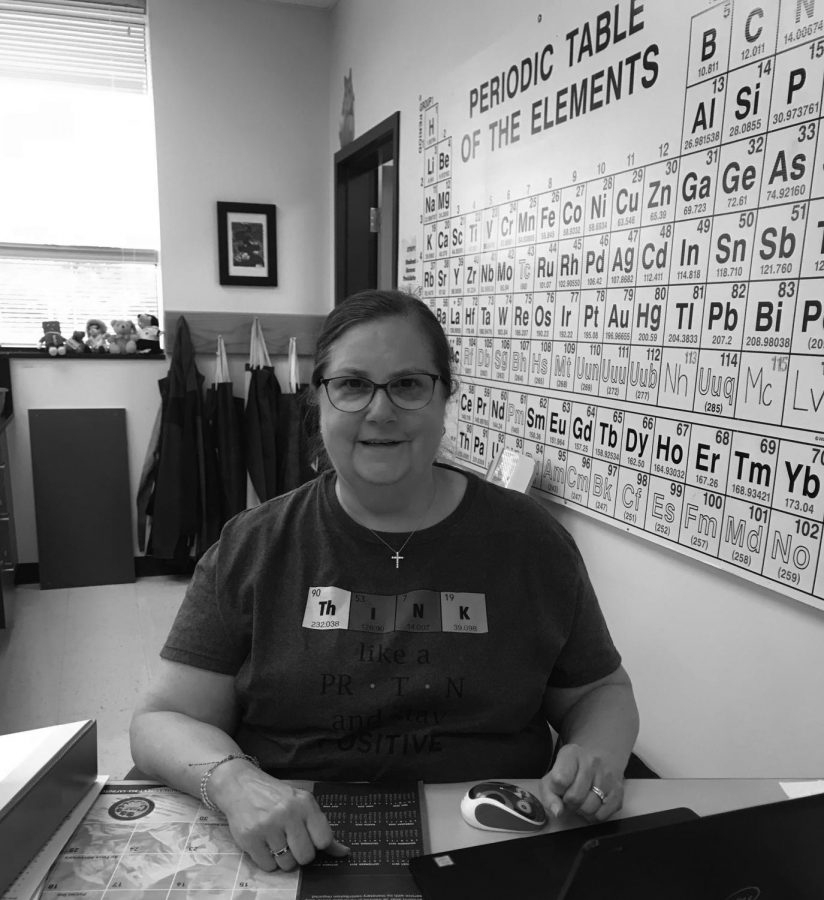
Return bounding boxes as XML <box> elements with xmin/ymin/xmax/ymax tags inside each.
<box><xmin>318</xmin><ymin>315</ymin><xmax>447</xmax><ymax>493</ymax></box>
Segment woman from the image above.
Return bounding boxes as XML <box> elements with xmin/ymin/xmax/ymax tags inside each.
<box><xmin>130</xmin><ymin>289</ymin><xmax>639</xmax><ymax>872</ymax></box>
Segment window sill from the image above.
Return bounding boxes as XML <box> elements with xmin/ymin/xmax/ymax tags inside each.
<box><xmin>0</xmin><ymin>348</ymin><xmax>166</xmax><ymax>360</ymax></box>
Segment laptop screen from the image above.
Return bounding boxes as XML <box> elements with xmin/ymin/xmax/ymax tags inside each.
<box><xmin>559</xmin><ymin>792</ymin><xmax>824</xmax><ymax>900</ymax></box>
<box><xmin>409</xmin><ymin>807</ymin><xmax>698</xmax><ymax>900</ymax></box>
<box><xmin>411</xmin><ymin>793</ymin><xmax>824</xmax><ymax>900</ymax></box>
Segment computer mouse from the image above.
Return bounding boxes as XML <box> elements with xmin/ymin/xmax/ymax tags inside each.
<box><xmin>460</xmin><ymin>781</ymin><xmax>548</xmax><ymax>832</ymax></box>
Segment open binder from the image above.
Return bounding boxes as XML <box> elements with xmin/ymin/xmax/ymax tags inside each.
<box><xmin>0</xmin><ymin>720</ymin><xmax>99</xmax><ymax>899</ymax></box>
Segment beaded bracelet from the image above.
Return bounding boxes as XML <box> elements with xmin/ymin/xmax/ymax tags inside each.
<box><xmin>197</xmin><ymin>753</ymin><xmax>260</xmax><ymax>812</ymax></box>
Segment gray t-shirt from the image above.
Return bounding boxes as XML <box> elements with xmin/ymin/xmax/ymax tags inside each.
<box><xmin>161</xmin><ymin>466</ymin><xmax>621</xmax><ymax>782</ymax></box>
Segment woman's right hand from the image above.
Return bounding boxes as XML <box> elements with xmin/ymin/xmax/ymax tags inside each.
<box><xmin>209</xmin><ymin>759</ymin><xmax>350</xmax><ymax>871</ymax></box>
<box><xmin>130</xmin><ymin>663</ymin><xmax>348</xmax><ymax>870</ymax></box>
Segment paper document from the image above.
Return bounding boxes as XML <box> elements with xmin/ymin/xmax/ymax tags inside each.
<box><xmin>780</xmin><ymin>780</ymin><xmax>824</xmax><ymax>799</ymax></box>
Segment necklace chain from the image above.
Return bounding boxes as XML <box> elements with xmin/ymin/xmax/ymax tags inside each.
<box><xmin>365</xmin><ymin>488</ymin><xmax>436</xmax><ymax>569</ymax></box>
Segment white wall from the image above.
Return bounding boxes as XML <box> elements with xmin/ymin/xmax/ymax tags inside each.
<box><xmin>553</xmin><ymin>504</ymin><xmax>824</xmax><ymax>778</ymax></box>
<box><xmin>8</xmin><ymin>0</ymin><xmax>333</xmax><ymax>564</ymax></box>
<box><xmin>149</xmin><ymin>0</ymin><xmax>333</xmax><ymax>316</ymax></box>
<box><xmin>328</xmin><ymin>0</ymin><xmax>824</xmax><ymax>778</ymax></box>
<box><xmin>7</xmin><ymin>357</ymin><xmax>167</xmax><ymax>562</ymax></box>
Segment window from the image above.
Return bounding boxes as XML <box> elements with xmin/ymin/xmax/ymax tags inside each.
<box><xmin>0</xmin><ymin>0</ymin><xmax>161</xmax><ymax>350</ymax></box>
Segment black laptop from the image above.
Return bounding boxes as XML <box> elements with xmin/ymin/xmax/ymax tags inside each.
<box><xmin>409</xmin><ymin>792</ymin><xmax>824</xmax><ymax>900</ymax></box>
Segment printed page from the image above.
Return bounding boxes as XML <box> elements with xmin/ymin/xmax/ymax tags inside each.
<box><xmin>298</xmin><ymin>783</ymin><xmax>425</xmax><ymax>900</ymax></box>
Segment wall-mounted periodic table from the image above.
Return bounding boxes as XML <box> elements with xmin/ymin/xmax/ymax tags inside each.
<box><xmin>405</xmin><ymin>0</ymin><xmax>824</xmax><ymax>611</ymax></box>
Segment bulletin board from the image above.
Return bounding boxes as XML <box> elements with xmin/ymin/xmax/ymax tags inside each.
<box><xmin>402</xmin><ymin>0</ymin><xmax>824</xmax><ymax>611</ymax></box>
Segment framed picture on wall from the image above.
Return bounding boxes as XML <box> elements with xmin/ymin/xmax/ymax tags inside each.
<box><xmin>217</xmin><ymin>201</ymin><xmax>278</xmax><ymax>286</ymax></box>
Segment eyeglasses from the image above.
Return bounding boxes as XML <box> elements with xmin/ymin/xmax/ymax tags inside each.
<box><xmin>320</xmin><ymin>373</ymin><xmax>442</xmax><ymax>412</ymax></box>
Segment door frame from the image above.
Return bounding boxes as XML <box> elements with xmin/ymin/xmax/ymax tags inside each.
<box><xmin>334</xmin><ymin>111</ymin><xmax>400</xmax><ymax>304</ymax></box>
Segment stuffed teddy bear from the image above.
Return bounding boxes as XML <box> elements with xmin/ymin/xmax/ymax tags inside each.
<box><xmin>136</xmin><ymin>313</ymin><xmax>162</xmax><ymax>355</ymax></box>
<box><xmin>39</xmin><ymin>320</ymin><xmax>66</xmax><ymax>356</ymax></box>
<box><xmin>65</xmin><ymin>330</ymin><xmax>89</xmax><ymax>354</ymax></box>
<box><xmin>85</xmin><ymin>319</ymin><xmax>108</xmax><ymax>353</ymax></box>
<box><xmin>108</xmin><ymin>319</ymin><xmax>138</xmax><ymax>355</ymax></box>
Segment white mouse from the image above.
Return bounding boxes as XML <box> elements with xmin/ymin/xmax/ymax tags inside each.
<box><xmin>460</xmin><ymin>781</ymin><xmax>548</xmax><ymax>832</ymax></box>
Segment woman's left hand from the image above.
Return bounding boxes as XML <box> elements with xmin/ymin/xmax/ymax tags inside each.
<box><xmin>539</xmin><ymin>742</ymin><xmax>624</xmax><ymax>822</ymax></box>
<box><xmin>541</xmin><ymin>665</ymin><xmax>639</xmax><ymax>823</ymax></box>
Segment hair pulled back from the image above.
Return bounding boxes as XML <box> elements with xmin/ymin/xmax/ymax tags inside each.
<box><xmin>311</xmin><ymin>289</ymin><xmax>456</xmax><ymax>395</ymax></box>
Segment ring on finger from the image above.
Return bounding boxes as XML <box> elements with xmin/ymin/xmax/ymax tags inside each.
<box><xmin>589</xmin><ymin>785</ymin><xmax>607</xmax><ymax>805</ymax></box>
<box><xmin>271</xmin><ymin>844</ymin><xmax>290</xmax><ymax>858</ymax></box>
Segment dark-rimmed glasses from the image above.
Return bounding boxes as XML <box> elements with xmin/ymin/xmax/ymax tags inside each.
<box><xmin>320</xmin><ymin>373</ymin><xmax>442</xmax><ymax>412</ymax></box>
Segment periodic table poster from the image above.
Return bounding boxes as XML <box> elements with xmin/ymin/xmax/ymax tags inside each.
<box><xmin>404</xmin><ymin>0</ymin><xmax>824</xmax><ymax>611</ymax></box>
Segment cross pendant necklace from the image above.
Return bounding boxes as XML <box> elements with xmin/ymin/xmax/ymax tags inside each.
<box><xmin>365</xmin><ymin>488</ymin><xmax>436</xmax><ymax>568</ymax></box>
<box><xmin>367</xmin><ymin>526</ymin><xmax>419</xmax><ymax>569</ymax></box>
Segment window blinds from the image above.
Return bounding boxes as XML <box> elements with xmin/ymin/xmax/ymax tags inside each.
<box><xmin>0</xmin><ymin>0</ymin><xmax>161</xmax><ymax>350</ymax></box>
<box><xmin>0</xmin><ymin>1</ymin><xmax>148</xmax><ymax>91</ymax></box>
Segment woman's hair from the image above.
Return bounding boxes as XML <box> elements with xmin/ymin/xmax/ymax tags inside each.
<box><xmin>303</xmin><ymin>289</ymin><xmax>456</xmax><ymax>471</ymax></box>
<box><xmin>310</xmin><ymin>289</ymin><xmax>457</xmax><ymax>394</ymax></box>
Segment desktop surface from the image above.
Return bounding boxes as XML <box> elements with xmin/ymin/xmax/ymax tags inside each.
<box><xmin>424</xmin><ymin>777</ymin><xmax>793</xmax><ymax>852</ymax></box>
<box><xmin>8</xmin><ymin>776</ymin><xmax>813</xmax><ymax>900</ymax></box>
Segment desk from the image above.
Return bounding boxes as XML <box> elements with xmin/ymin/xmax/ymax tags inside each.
<box><xmin>5</xmin><ymin>776</ymin><xmax>807</xmax><ymax>900</ymax></box>
<box><xmin>425</xmin><ymin>778</ymin><xmax>792</xmax><ymax>852</ymax></box>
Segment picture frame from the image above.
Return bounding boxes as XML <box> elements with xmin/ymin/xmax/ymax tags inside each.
<box><xmin>217</xmin><ymin>201</ymin><xmax>278</xmax><ymax>287</ymax></box>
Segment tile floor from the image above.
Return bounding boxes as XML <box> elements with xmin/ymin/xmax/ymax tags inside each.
<box><xmin>0</xmin><ymin>575</ymin><xmax>187</xmax><ymax>777</ymax></box>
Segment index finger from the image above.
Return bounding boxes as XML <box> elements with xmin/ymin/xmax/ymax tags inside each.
<box><xmin>538</xmin><ymin>781</ymin><xmax>565</xmax><ymax>818</ymax></box>
<box><xmin>306</xmin><ymin>803</ymin><xmax>350</xmax><ymax>856</ymax></box>
<box><xmin>284</xmin><ymin>804</ymin><xmax>349</xmax><ymax>866</ymax></box>
<box><xmin>540</xmin><ymin>762</ymin><xmax>577</xmax><ymax>818</ymax></box>
<box><xmin>546</xmin><ymin>749</ymin><xmax>580</xmax><ymax>796</ymax></box>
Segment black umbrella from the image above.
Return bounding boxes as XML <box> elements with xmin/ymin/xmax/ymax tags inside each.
<box><xmin>244</xmin><ymin>317</ymin><xmax>281</xmax><ymax>504</ymax></box>
<box><xmin>206</xmin><ymin>335</ymin><xmax>246</xmax><ymax>524</ymax></box>
<box><xmin>275</xmin><ymin>336</ymin><xmax>320</xmax><ymax>493</ymax></box>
